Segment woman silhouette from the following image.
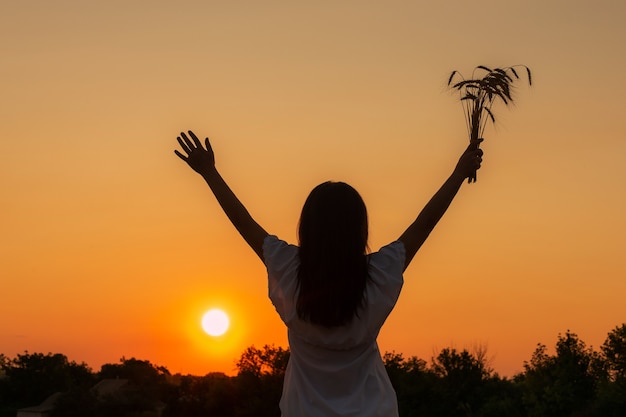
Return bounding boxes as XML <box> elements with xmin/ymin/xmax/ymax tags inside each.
<box><xmin>175</xmin><ymin>130</ymin><xmax>483</xmax><ymax>417</ymax></box>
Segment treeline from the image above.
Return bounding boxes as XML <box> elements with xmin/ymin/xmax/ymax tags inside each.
<box><xmin>1</xmin><ymin>324</ymin><xmax>625</xmax><ymax>417</ymax></box>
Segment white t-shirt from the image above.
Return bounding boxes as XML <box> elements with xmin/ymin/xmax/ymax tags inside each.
<box><xmin>263</xmin><ymin>235</ymin><xmax>405</xmax><ymax>417</ymax></box>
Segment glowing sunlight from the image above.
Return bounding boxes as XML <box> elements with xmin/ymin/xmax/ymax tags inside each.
<box><xmin>202</xmin><ymin>309</ymin><xmax>230</xmax><ymax>337</ymax></box>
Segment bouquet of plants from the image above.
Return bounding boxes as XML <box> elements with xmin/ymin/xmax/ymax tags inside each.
<box><xmin>448</xmin><ymin>65</ymin><xmax>532</xmax><ymax>182</ymax></box>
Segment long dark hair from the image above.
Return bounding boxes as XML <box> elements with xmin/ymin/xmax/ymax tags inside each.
<box><xmin>296</xmin><ymin>181</ymin><xmax>369</xmax><ymax>327</ymax></box>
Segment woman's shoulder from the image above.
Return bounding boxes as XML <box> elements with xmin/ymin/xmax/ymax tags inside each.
<box><xmin>263</xmin><ymin>234</ymin><xmax>298</xmax><ymax>252</ymax></box>
<box><xmin>367</xmin><ymin>241</ymin><xmax>405</xmax><ymax>287</ymax></box>
<box><xmin>263</xmin><ymin>235</ymin><xmax>299</xmax><ymax>268</ymax></box>
<box><xmin>369</xmin><ymin>241</ymin><xmax>406</xmax><ymax>267</ymax></box>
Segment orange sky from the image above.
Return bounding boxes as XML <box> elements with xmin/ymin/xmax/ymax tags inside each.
<box><xmin>2</xmin><ymin>1</ymin><xmax>625</xmax><ymax>377</ymax></box>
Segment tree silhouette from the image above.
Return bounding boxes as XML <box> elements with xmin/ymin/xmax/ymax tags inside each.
<box><xmin>383</xmin><ymin>351</ymin><xmax>437</xmax><ymax>417</ymax></box>
<box><xmin>520</xmin><ymin>331</ymin><xmax>602</xmax><ymax>417</ymax></box>
<box><xmin>234</xmin><ymin>345</ymin><xmax>289</xmax><ymax>417</ymax></box>
<box><xmin>235</xmin><ymin>344</ymin><xmax>289</xmax><ymax>378</ymax></box>
<box><xmin>430</xmin><ymin>347</ymin><xmax>492</xmax><ymax>416</ymax></box>
<box><xmin>163</xmin><ymin>373</ymin><xmax>237</xmax><ymax>417</ymax></box>
<box><xmin>595</xmin><ymin>324</ymin><xmax>626</xmax><ymax>416</ymax></box>
<box><xmin>602</xmin><ymin>324</ymin><xmax>626</xmax><ymax>381</ymax></box>
<box><xmin>4</xmin><ymin>325</ymin><xmax>626</xmax><ymax>416</ymax></box>
<box><xmin>0</xmin><ymin>351</ymin><xmax>94</xmax><ymax>416</ymax></box>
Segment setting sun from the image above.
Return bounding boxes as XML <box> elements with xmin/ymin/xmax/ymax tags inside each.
<box><xmin>201</xmin><ymin>309</ymin><xmax>230</xmax><ymax>337</ymax></box>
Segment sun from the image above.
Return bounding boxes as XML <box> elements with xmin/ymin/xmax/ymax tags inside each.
<box><xmin>201</xmin><ymin>309</ymin><xmax>230</xmax><ymax>337</ymax></box>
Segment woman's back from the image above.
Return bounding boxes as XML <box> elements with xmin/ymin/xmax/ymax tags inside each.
<box><xmin>265</xmin><ymin>235</ymin><xmax>405</xmax><ymax>417</ymax></box>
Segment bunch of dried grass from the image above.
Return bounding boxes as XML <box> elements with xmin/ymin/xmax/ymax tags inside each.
<box><xmin>448</xmin><ymin>65</ymin><xmax>532</xmax><ymax>182</ymax></box>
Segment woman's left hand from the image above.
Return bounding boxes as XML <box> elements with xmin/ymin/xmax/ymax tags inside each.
<box><xmin>174</xmin><ymin>130</ymin><xmax>216</xmax><ymax>176</ymax></box>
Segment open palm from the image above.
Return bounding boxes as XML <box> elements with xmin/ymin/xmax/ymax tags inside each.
<box><xmin>175</xmin><ymin>130</ymin><xmax>215</xmax><ymax>175</ymax></box>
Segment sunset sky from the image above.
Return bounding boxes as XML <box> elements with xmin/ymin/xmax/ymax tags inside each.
<box><xmin>2</xmin><ymin>1</ymin><xmax>625</xmax><ymax>377</ymax></box>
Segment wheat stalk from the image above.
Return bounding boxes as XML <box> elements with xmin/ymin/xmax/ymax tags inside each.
<box><xmin>448</xmin><ymin>65</ymin><xmax>532</xmax><ymax>182</ymax></box>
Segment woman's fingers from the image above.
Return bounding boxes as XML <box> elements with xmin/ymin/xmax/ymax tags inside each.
<box><xmin>175</xmin><ymin>130</ymin><xmax>212</xmax><ymax>164</ymax></box>
<box><xmin>180</xmin><ymin>132</ymin><xmax>196</xmax><ymax>150</ymax></box>
<box><xmin>177</xmin><ymin>136</ymin><xmax>191</xmax><ymax>154</ymax></box>
<box><xmin>188</xmin><ymin>130</ymin><xmax>203</xmax><ymax>148</ymax></box>
<box><xmin>475</xmin><ymin>150</ymin><xmax>483</xmax><ymax>165</ymax></box>
<box><xmin>174</xmin><ymin>149</ymin><xmax>187</xmax><ymax>161</ymax></box>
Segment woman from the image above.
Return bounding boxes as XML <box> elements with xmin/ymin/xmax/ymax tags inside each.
<box><xmin>175</xmin><ymin>130</ymin><xmax>483</xmax><ymax>416</ymax></box>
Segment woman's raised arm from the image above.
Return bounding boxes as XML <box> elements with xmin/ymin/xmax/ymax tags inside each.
<box><xmin>398</xmin><ymin>140</ymin><xmax>483</xmax><ymax>271</ymax></box>
<box><xmin>175</xmin><ymin>130</ymin><xmax>268</xmax><ymax>262</ymax></box>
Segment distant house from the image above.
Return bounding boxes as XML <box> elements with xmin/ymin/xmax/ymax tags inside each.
<box><xmin>15</xmin><ymin>392</ymin><xmax>62</xmax><ymax>417</ymax></box>
<box><xmin>15</xmin><ymin>379</ymin><xmax>164</xmax><ymax>417</ymax></box>
<box><xmin>15</xmin><ymin>379</ymin><xmax>129</xmax><ymax>417</ymax></box>
<box><xmin>91</xmin><ymin>378</ymin><xmax>129</xmax><ymax>398</ymax></box>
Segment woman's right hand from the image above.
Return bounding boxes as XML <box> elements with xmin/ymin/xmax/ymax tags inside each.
<box><xmin>454</xmin><ymin>138</ymin><xmax>484</xmax><ymax>182</ymax></box>
<box><xmin>174</xmin><ymin>130</ymin><xmax>216</xmax><ymax>176</ymax></box>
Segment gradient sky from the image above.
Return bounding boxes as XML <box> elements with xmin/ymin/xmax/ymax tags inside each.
<box><xmin>2</xmin><ymin>1</ymin><xmax>625</xmax><ymax>377</ymax></box>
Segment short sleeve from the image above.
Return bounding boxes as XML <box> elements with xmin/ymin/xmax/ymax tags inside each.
<box><xmin>369</xmin><ymin>241</ymin><xmax>405</xmax><ymax>280</ymax></box>
<box><xmin>263</xmin><ymin>235</ymin><xmax>300</xmax><ymax>323</ymax></box>
<box><xmin>365</xmin><ymin>240</ymin><xmax>406</xmax><ymax>330</ymax></box>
